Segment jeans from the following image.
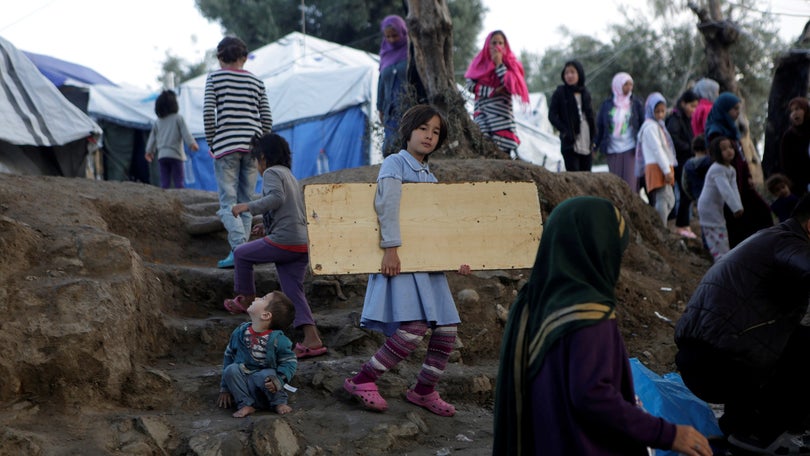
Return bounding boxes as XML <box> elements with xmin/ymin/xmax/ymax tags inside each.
<box><xmin>214</xmin><ymin>152</ymin><xmax>257</xmax><ymax>250</ymax></box>
<box><xmin>234</xmin><ymin>239</ymin><xmax>315</xmax><ymax>328</ymax></box>
<box><xmin>222</xmin><ymin>364</ymin><xmax>287</xmax><ymax>410</ymax></box>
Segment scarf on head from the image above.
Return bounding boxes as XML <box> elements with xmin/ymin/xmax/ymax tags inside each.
<box><xmin>492</xmin><ymin>196</ymin><xmax>630</xmax><ymax>456</ymax></box>
<box><xmin>644</xmin><ymin>92</ymin><xmax>676</xmax><ymax>154</ymax></box>
<box><xmin>705</xmin><ymin>92</ymin><xmax>742</xmax><ymax>141</ymax></box>
<box><xmin>561</xmin><ymin>60</ymin><xmax>588</xmax><ymax>136</ymax></box>
<box><xmin>611</xmin><ymin>72</ymin><xmax>633</xmax><ymax>137</ymax></box>
<box><xmin>379</xmin><ymin>15</ymin><xmax>408</xmax><ymax>71</ymax></box>
<box><xmin>464</xmin><ymin>31</ymin><xmax>530</xmax><ymax>103</ymax></box>
<box><xmin>693</xmin><ymin>78</ymin><xmax>720</xmax><ymax>102</ymax></box>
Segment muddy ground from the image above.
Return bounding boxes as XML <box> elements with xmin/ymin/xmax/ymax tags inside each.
<box><xmin>0</xmin><ymin>159</ymin><xmax>713</xmax><ymax>455</ymax></box>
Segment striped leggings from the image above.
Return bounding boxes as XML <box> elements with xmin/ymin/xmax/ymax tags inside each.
<box><xmin>355</xmin><ymin>321</ymin><xmax>457</xmax><ymax>394</ymax></box>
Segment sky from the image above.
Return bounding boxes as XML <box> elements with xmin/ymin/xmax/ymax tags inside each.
<box><xmin>1</xmin><ymin>0</ymin><xmax>807</xmax><ymax>91</ymax></box>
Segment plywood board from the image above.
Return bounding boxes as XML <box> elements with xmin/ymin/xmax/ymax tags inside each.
<box><xmin>304</xmin><ymin>181</ymin><xmax>542</xmax><ymax>275</ymax></box>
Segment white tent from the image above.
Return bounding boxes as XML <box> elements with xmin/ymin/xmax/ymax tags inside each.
<box><xmin>0</xmin><ymin>35</ymin><xmax>101</xmax><ymax>177</ymax></box>
<box><xmin>178</xmin><ymin>32</ymin><xmax>380</xmax><ymax>188</ymax></box>
<box><xmin>513</xmin><ymin>92</ymin><xmax>564</xmax><ymax>172</ymax></box>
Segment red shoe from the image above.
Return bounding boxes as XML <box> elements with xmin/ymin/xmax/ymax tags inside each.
<box><xmin>294</xmin><ymin>343</ymin><xmax>327</xmax><ymax>359</ymax></box>
<box><xmin>223</xmin><ymin>295</ymin><xmax>248</xmax><ymax>314</ymax></box>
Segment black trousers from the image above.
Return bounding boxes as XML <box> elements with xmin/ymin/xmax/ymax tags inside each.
<box><xmin>676</xmin><ymin>326</ymin><xmax>810</xmax><ymax>442</ymax></box>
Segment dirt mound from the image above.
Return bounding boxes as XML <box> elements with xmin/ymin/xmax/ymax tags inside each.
<box><xmin>0</xmin><ymin>160</ymin><xmax>711</xmax><ymax>455</ymax></box>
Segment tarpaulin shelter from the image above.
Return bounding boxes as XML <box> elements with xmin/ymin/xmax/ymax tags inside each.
<box><xmin>0</xmin><ymin>36</ymin><xmax>101</xmax><ymax>177</ymax></box>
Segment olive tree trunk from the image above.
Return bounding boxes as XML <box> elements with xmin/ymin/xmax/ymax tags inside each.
<box><xmin>405</xmin><ymin>0</ymin><xmax>507</xmax><ymax>159</ymax></box>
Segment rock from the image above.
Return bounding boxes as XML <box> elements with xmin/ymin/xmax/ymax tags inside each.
<box><xmin>456</xmin><ymin>288</ymin><xmax>480</xmax><ymax>306</ymax></box>
<box><xmin>251</xmin><ymin>418</ymin><xmax>301</xmax><ymax>456</ymax></box>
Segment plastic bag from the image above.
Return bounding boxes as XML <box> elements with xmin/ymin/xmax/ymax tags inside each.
<box><xmin>630</xmin><ymin>358</ymin><xmax>722</xmax><ymax>456</ymax></box>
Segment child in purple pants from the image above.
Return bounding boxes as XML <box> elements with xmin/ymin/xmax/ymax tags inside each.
<box><xmin>226</xmin><ymin>133</ymin><xmax>326</xmax><ymax>360</ymax></box>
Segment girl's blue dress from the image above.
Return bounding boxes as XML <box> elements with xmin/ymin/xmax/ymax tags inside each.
<box><xmin>360</xmin><ymin>151</ymin><xmax>461</xmax><ymax>336</ymax></box>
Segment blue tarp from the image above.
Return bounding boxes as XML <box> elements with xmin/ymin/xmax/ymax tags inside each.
<box><xmin>184</xmin><ymin>106</ymin><xmax>369</xmax><ymax>192</ymax></box>
<box><xmin>22</xmin><ymin>51</ymin><xmax>116</xmax><ymax>87</ymax></box>
<box><xmin>630</xmin><ymin>358</ymin><xmax>722</xmax><ymax>456</ymax></box>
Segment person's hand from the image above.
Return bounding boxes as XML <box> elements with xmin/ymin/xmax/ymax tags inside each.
<box><xmin>734</xmin><ymin>209</ymin><xmax>744</xmax><ymax>218</ymax></box>
<box><xmin>217</xmin><ymin>392</ymin><xmax>232</xmax><ymax>409</ymax></box>
<box><xmin>457</xmin><ymin>264</ymin><xmax>471</xmax><ymax>275</ymax></box>
<box><xmin>251</xmin><ymin>224</ymin><xmax>265</xmax><ymax>236</ymax></box>
<box><xmin>665</xmin><ymin>173</ymin><xmax>674</xmax><ymax>185</ymax></box>
<box><xmin>232</xmin><ymin>203</ymin><xmax>249</xmax><ymax>218</ymax></box>
<box><xmin>671</xmin><ymin>424</ymin><xmax>713</xmax><ymax>455</ymax></box>
<box><xmin>190</xmin><ymin>143</ymin><xmax>200</xmax><ymax>152</ymax></box>
<box><xmin>144</xmin><ymin>153</ymin><xmax>154</xmax><ymax>163</ymax></box>
<box><xmin>264</xmin><ymin>376</ymin><xmax>280</xmax><ymax>394</ymax></box>
<box><xmin>381</xmin><ymin>247</ymin><xmax>400</xmax><ymax>277</ymax></box>
<box><xmin>490</xmin><ymin>45</ymin><xmax>503</xmax><ymax>66</ymax></box>
<box><xmin>493</xmin><ymin>86</ymin><xmax>508</xmax><ymax>96</ymax></box>
<box><xmin>378</xmin><ymin>110</ymin><xmax>384</xmax><ymax>124</ymax></box>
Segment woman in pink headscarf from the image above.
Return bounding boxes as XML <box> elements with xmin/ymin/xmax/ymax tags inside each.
<box><xmin>595</xmin><ymin>72</ymin><xmax>645</xmax><ymax>190</ymax></box>
<box><xmin>377</xmin><ymin>15</ymin><xmax>410</xmax><ymax>157</ymax></box>
<box><xmin>464</xmin><ymin>30</ymin><xmax>529</xmax><ymax>156</ymax></box>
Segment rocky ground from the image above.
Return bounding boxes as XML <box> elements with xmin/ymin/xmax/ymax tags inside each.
<box><xmin>0</xmin><ymin>159</ymin><xmax>713</xmax><ymax>455</ymax></box>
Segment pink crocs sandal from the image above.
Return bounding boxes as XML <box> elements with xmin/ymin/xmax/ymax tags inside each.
<box><xmin>343</xmin><ymin>378</ymin><xmax>387</xmax><ymax>412</ymax></box>
<box><xmin>405</xmin><ymin>389</ymin><xmax>456</xmax><ymax>417</ymax></box>
<box><xmin>224</xmin><ymin>295</ymin><xmax>248</xmax><ymax>314</ymax></box>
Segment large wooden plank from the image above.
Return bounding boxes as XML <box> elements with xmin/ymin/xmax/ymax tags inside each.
<box><xmin>304</xmin><ymin>182</ymin><xmax>542</xmax><ymax>275</ymax></box>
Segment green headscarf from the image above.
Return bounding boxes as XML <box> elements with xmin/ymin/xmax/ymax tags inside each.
<box><xmin>492</xmin><ymin>196</ymin><xmax>630</xmax><ymax>456</ymax></box>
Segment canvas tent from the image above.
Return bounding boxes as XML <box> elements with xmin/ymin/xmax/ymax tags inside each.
<box><xmin>178</xmin><ymin>32</ymin><xmax>380</xmax><ymax>190</ymax></box>
<box><xmin>0</xmin><ymin>36</ymin><xmax>101</xmax><ymax>177</ymax></box>
<box><xmin>20</xmin><ymin>48</ymin><xmax>157</xmax><ymax>183</ymax></box>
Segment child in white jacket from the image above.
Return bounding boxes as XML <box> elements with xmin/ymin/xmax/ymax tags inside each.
<box><xmin>637</xmin><ymin>92</ymin><xmax>676</xmax><ymax>226</ymax></box>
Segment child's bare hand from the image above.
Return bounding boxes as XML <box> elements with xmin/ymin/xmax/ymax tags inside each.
<box><xmin>381</xmin><ymin>248</ymin><xmax>400</xmax><ymax>277</ymax></box>
<box><xmin>251</xmin><ymin>224</ymin><xmax>265</xmax><ymax>236</ymax></box>
<box><xmin>144</xmin><ymin>153</ymin><xmax>154</xmax><ymax>163</ymax></box>
<box><xmin>457</xmin><ymin>264</ymin><xmax>471</xmax><ymax>275</ymax></box>
<box><xmin>232</xmin><ymin>203</ymin><xmax>249</xmax><ymax>218</ymax></box>
<box><xmin>734</xmin><ymin>209</ymin><xmax>744</xmax><ymax>218</ymax></box>
<box><xmin>190</xmin><ymin>143</ymin><xmax>200</xmax><ymax>152</ymax></box>
<box><xmin>217</xmin><ymin>392</ymin><xmax>232</xmax><ymax>408</ymax></box>
<box><xmin>265</xmin><ymin>376</ymin><xmax>282</xmax><ymax>394</ymax></box>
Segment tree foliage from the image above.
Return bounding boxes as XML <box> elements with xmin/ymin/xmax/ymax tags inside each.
<box><xmin>521</xmin><ymin>0</ymin><xmax>786</xmax><ymax>146</ymax></box>
<box><xmin>191</xmin><ymin>0</ymin><xmax>483</xmax><ymax>75</ymax></box>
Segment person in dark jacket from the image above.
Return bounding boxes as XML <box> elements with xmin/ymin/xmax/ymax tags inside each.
<box><xmin>494</xmin><ymin>196</ymin><xmax>711</xmax><ymax>456</ymax></box>
<box><xmin>594</xmin><ymin>72</ymin><xmax>645</xmax><ymax>190</ymax></box>
<box><xmin>780</xmin><ymin>97</ymin><xmax>810</xmax><ymax>198</ymax></box>
<box><xmin>666</xmin><ymin>89</ymin><xmax>699</xmax><ymax>238</ymax></box>
<box><xmin>548</xmin><ymin>60</ymin><xmax>596</xmax><ymax>172</ymax></box>
<box><xmin>675</xmin><ymin>193</ymin><xmax>810</xmax><ymax>454</ymax></box>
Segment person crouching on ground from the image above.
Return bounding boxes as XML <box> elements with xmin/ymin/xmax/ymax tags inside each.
<box><xmin>675</xmin><ymin>193</ymin><xmax>810</xmax><ymax>454</ymax></box>
<box><xmin>218</xmin><ymin>291</ymin><xmax>297</xmax><ymax>418</ymax></box>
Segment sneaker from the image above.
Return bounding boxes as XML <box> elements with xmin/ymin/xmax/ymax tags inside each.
<box><xmin>217</xmin><ymin>251</ymin><xmax>234</xmax><ymax>269</ymax></box>
<box><xmin>677</xmin><ymin>227</ymin><xmax>698</xmax><ymax>239</ymax></box>
<box><xmin>729</xmin><ymin>432</ymin><xmax>810</xmax><ymax>455</ymax></box>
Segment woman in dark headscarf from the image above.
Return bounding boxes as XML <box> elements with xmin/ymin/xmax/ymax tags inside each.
<box><xmin>377</xmin><ymin>15</ymin><xmax>410</xmax><ymax>157</ymax></box>
<box><xmin>705</xmin><ymin>92</ymin><xmax>773</xmax><ymax>247</ymax></box>
<box><xmin>779</xmin><ymin>97</ymin><xmax>810</xmax><ymax>197</ymax></box>
<box><xmin>548</xmin><ymin>60</ymin><xmax>596</xmax><ymax>171</ymax></box>
<box><xmin>492</xmin><ymin>196</ymin><xmax>711</xmax><ymax>456</ymax></box>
